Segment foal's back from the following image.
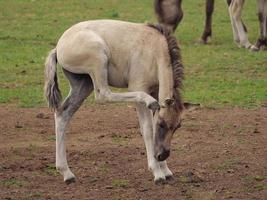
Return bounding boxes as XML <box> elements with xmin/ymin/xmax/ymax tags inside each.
<box><xmin>56</xmin><ymin>20</ymin><xmax>166</xmax><ymax>88</ymax></box>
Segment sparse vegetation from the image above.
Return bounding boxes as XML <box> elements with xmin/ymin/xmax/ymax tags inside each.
<box><xmin>0</xmin><ymin>178</ymin><xmax>23</xmax><ymax>187</ymax></box>
<box><xmin>43</xmin><ymin>164</ymin><xmax>58</xmax><ymax>176</ymax></box>
<box><xmin>111</xmin><ymin>179</ymin><xmax>129</xmax><ymax>188</ymax></box>
<box><xmin>216</xmin><ymin>158</ymin><xmax>240</xmax><ymax>171</ymax></box>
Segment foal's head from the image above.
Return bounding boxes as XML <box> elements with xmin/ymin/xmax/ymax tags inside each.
<box><xmin>153</xmin><ymin>89</ymin><xmax>183</xmax><ymax>161</ymax></box>
<box><xmin>147</xmin><ymin>23</ymin><xmax>184</xmax><ymax>161</ymax></box>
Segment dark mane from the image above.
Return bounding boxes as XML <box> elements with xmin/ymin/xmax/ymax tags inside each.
<box><xmin>147</xmin><ymin>23</ymin><xmax>184</xmax><ymax>108</ymax></box>
<box><xmin>147</xmin><ymin>23</ymin><xmax>184</xmax><ymax>89</ymax></box>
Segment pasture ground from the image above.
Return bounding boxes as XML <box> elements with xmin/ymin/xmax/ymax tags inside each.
<box><xmin>0</xmin><ymin>104</ymin><xmax>266</xmax><ymax>200</ymax></box>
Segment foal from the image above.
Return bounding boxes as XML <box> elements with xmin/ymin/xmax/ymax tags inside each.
<box><xmin>44</xmin><ymin>20</ymin><xmax>184</xmax><ymax>184</ymax></box>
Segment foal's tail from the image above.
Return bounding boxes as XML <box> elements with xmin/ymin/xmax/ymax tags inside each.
<box><xmin>44</xmin><ymin>48</ymin><xmax>62</xmax><ymax>110</ymax></box>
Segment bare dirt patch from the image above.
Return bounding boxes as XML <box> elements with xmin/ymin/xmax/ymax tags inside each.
<box><xmin>0</xmin><ymin>104</ymin><xmax>266</xmax><ymax>200</ymax></box>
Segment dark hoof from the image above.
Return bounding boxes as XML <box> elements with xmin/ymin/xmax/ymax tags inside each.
<box><xmin>166</xmin><ymin>175</ymin><xmax>174</xmax><ymax>181</ymax></box>
<box><xmin>154</xmin><ymin>178</ymin><xmax>166</xmax><ymax>185</ymax></box>
<box><xmin>148</xmin><ymin>101</ymin><xmax>160</xmax><ymax>112</ymax></box>
<box><xmin>65</xmin><ymin>177</ymin><xmax>76</xmax><ymax>185</ymax></box>
<box><xmin>197</xmin><ymin>37</ymin><xmax>210</xmax><ymax>44</ymax></box>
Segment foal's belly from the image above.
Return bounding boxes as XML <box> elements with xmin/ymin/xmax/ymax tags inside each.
<box><xmin>107</xmin><ymin>64</ymin><xmax>128</xmax><ymax>88</ymax></box>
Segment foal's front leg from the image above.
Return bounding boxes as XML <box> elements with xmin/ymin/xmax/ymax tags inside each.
<box><xmin>136</xmin><ymin>103</ymin><xmax>173</xmax><ymax>183</ymax></box>
<box><xmin>88</xmin><ymin>62</ymin><xmax>159</xmax><ymax>112</ymax></box>
<box><xmin>159</xmin><ymin>161</ymin><xmax>173</xmax><ymax>179</ymax></box>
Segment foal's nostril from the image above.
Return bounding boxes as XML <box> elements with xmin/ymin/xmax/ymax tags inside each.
<box><xmin>156</xmin><ymin>149</ymin><xmax>170</xmax><ymax>161</ymax></box>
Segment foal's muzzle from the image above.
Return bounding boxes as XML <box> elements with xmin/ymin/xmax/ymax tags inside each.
<box><xmin>155</xmin><ymin>148</ymin><xmax>170</xmax><ymax>161</ymax></box>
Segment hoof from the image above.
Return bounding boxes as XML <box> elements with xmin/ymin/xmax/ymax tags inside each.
<box><xmin>154</xmin><ymin>177</ymin><xmax>166</xmax><ymax>185</ymax></box>
<box><xmin>197</xmin><ymin>36</ymin><xmax>211</xmax><ymax>44</ymax></box>
<box><xmin>245</xmin><ymin>45</ymin><xmax>252</xmax><ymax>50</ymax></box>
<box><xmin>64</xmin><ymin>177</ymin><xmax>76</xmax><ymax>185</ymax></box>
<box><xmin>166</xmin><ymin>175</ymin><xmax>174</xmax><ymax>181</ymax></box>
<box><xmin>250</xmin><ymin>45</ymin><xmax>260</xmax><ymax>52</ymax></box>
<box><xmin>197</xmin><ymin>38</ymin><xmax>207</xmax><ymax>44</ymax></box>
<box><xmin>148</xmin><ymin>101</ymin><xmax>160</xmax><ymax>112</ymax></box>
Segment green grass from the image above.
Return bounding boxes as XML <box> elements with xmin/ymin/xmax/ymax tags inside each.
<box><xmin>215</xmin><ymin>158</ymin><xmax>240</xmax><ymax>171</ymax></box>
<box><xmin>43</xmin><ymin>164</ymin><xmax>58</xmax><ymax>176</ymax></box>
<box><xmin>0</xmin><ymin>0</ymin><xmax>266</xmax><ymax>107</ymax></box>
<box><xmin>0</xmin><ymin>178</ymin><xmax>23</xmax><ymax>187</ymax></box>
<box><xmin>111</xmin><ymin>179</ymin><xmax>129</xmax><ymax>188</ymax></box>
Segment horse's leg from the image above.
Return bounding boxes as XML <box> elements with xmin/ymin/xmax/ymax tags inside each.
<box><xmin>229</xmin><ymin>0</ymin><xmax>251</xmax><ymax>48</ymax></box>
<box><xmin>135</xmin><ymin>103</ymin><xmax>167</xmax><ymax>183</ymax></box>
<box><xmin>55</xmin><ymin>69</ymin><xmax>93</xmax><ymax>183</ymax></box>
<box><xmin>88</xmin><ymin>58</ymin><xmax>159</xmax><ymax>112</ymax></box>
<box><xmin>172</xmin><ymin>0</ymin><xmax>183</xmax><ymax>31</ymax></box>
<box><xmin>228</xmin><ymin>1</ymin><xmax>240</xmax><ymax>44</ymax></box>
<box><xmin>200</xmin><ymin>0</ymin><xmax>214</xmax><ymax>44</ymax></box>
<box><xmin>251</xmin><ymin>0</ymin><xmax>267</xmax><ymax>51</ymax></box>
<box><xmin>227</xmin><ymin>0</ymin><xmax>248</xmax><ymax>31</ymax></box>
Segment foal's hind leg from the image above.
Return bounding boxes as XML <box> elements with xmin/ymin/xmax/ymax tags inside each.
<box><xmin>55</xmin><ymin>69</ymin><xmax>93</xmax><ymax>183</ymax></box>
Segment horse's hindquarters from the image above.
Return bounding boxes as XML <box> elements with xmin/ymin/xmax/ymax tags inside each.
<box><xmin>56</xmin><ymin>30</ymin><xmax>109</xmax><ymax>75</ymax></box>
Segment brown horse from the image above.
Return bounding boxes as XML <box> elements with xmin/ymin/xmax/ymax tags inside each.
<box><xmin>44</xmin><ymin>20</ymin><xmax>184</xmax><ymax>184</ymax></box>
<box><xmin>155</xmin><ymin>0</ymin><xmax>267</xmax><ymax>50</ymax></box>
<box><xmin>154</xmin><ymin>0</ymin><xmax>215</xmax><ymax>43</ymax></box>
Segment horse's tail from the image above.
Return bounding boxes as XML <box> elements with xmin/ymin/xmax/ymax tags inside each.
<box><xmin>44</xmin><ymin>48</ymin><xmax>62</xmax><ymax>110</ymax></box>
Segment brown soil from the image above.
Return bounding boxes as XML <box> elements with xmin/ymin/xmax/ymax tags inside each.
<box><xmin>0</xmin><ymin>104</ymin><xmax>266</xmax><ymax>200</ymax></box>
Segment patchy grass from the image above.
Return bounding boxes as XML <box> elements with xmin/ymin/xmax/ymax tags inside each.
<box><xmin>47</xmin><ymin>135</ymin><xmax>56</xmax><ymax>141</ymax></box>
<box><xmin>242</xmin><ymin>174</ymin><xmax>267</xmax><ymax>193</ymax></box>
<box><xmin>215</xmin><ymin>158</ymin><xmax>240</xmax><ymax>171</ymax></box>
<box><xmin>0</xmin><ymin>178</ymin><xmax>23</xmax><ymax>187</ymax></box>
<box><xmin>111</xmin><ymin>132</ymin><xmax>129</xmax><ymax>146</ymax></box>
<box><xmin>43</xmin><ymin>164</ymin><xmax>58</xmax><ymax>176</ymax></box>
<box><xmin>98</xmin><ymin>163</ymin><xmax>109</xmax><ymax>174</ymax></box>
<box><xmin>243</xmin><ymin>175</ymin><xmax>266</xmax><ymax>183</ymax></box>
<box><xmin>194</xmin><ymin>191</ymin><xmax>215</xmax><ymax>200</ymax></box>
<box><xmin>0</xmin><ymin>0</ymin><xmax>266</xmax><ymax>107</ymax></box>
<box><xmin>111</xmin><ymin>179</ymin><xmax>129</xmax><ymax>188</ymax></box>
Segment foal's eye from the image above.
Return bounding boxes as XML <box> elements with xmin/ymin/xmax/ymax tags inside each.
<box><xmin>159</xmin><ymin>122</ymin><xmax>167</xmax><ymax>129</ymax></box>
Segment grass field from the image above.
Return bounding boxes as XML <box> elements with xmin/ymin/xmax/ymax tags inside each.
<box><xmin>0</xmin><ymin>0</ymin><xmax>266</xmax><ymax>107</ymax></box>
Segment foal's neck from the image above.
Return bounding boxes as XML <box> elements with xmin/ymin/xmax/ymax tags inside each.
<box><xmin>157</xmin><ymin>62</ymin><xmax>174</xmax><ymax>103</ymax></box>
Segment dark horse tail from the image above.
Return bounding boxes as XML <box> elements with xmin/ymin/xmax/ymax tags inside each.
<box><xmin>44</xmin><ymin>48</ymin><xmax>62</xmax><ymax>110</ymax></box>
